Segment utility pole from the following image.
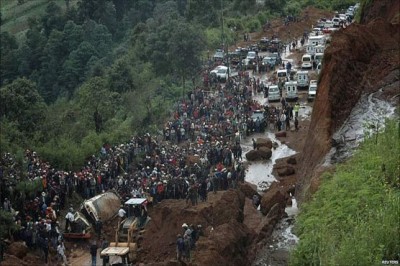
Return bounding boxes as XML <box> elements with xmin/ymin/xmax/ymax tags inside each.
<box><xmin>221</xmin><ymin>0</ymin><xmax>230</xmax><ymax>82</ymax></box>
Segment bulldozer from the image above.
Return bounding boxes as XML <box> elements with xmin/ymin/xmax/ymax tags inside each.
<box><xmin>100</xmin><ymin>198</ymin><xmax>150</xmax><ymax>265</ymax></box>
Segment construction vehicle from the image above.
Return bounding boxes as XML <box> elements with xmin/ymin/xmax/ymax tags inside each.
<box><xmin>63</xmin><ymin>191</ymin><xmax>121</xmax><ymax>240</ymax></box>
<box><xmin>100</xmin><ymin>198</ymin><xmax>151</xmax><ymax>265</ymax></box>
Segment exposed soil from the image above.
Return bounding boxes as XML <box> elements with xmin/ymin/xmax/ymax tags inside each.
<box><xmin>296</xmin><ymin>3</ymin><xmax>400</xmax><ymax>202</ymax></box>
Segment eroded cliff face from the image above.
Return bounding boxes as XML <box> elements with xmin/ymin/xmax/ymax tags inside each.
<box><xmin>296</xmin><ymin>0</ymin><xmax>400</xmax><ymax>202</ymax></box>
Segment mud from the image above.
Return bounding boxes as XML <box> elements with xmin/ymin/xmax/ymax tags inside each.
<box><xmin>296</xmin><ymin>10</ymin><xmax>400</xmax><ymax>203</ymax></box>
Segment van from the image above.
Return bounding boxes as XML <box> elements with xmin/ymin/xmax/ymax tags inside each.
<box><xmin>314</xmin><ymin>53</ymin><xmax>324</xmax><ymax>64</ymax></box>
<box><xmin>315</xmin><ymin>45</ymin><xmax>325</xmax><ymax>54</ymax></box>
<box><xmin>306</xmin><ymin>44</ymin><xmax>316</xmax><ymax>56</ymax></box>
<box><xmin>308</xmin><ymin>35</ymin><xmax>326</xmax><ymax>46</ymax></box>
<box><xmin>268</xmin><ymin>85</ymin><xmax>281</xmax><ymax>102</ymax></box>
<box><xmin>324</xmin><ymin>20</ymin><xmax>334</xmax><ymax>28</ymax></box>
<box><xmin>332</xmin><ymin>17</ymin><xmax>340</xmax><ymax>27</ymax></box>
<box><xmin>308</xmin><ymin>80</ymin><xmax>318</xmax><ymax>101</ymax></box>
<box><xmin>297</xmin><ymin>71</ymin><xmax>309</xmax><ymax>89</ymax></box>
<box><xmin>284</xmin><ymin>81</ymin><xmax>298</xmax><ymax>102</ymax></box>
<box><xmin>277</xmin><ymin>69</ymin><xmax>287</xmax><ymax>81</ymax></box>
<box><xmin>301</xmin><ymin>54</ymin><xmax>312</xmax><ymax>69</ymax></box>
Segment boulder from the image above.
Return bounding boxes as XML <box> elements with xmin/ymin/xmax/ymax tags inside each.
<box><xmin>7</xmin><ymin>242</ymin><xmax>28</xmax><ymax>259</ymax></box>
<box><xmin>245</xmin><ymin>148</ymin><xmax>272</xmax><ymax>161</ymax></box>
<box><xmin>239</xmin><ymin>183</ymin><xmax>261</xmax><ymax>199</ymax></box>
<box><xmin>275</xmin><ymin>131</ymin><xmax>287</xmax><ymax>138</ymax></box>
<box><xmin>277</xmin><ymin>166</ymin><xmax>295</xmax><ymax>176</ymax></box>
<box><xmin>287</xmin><ymin>157</ymin><xmax>297</xmax><ymax>165</ymax></box>
<box><xmin>260</xmin><ymin>188</ymin><xmax>286</xmax><ymax>216</ymax></box>
<box><xmin>255</xmin><ymin>138</ymin><xmax>272</xmax><ymax>149</ymax></box>
<box><xmin>258</xmin><ymin>147</ymin><xmax>272</xmax><ymax>160</ymax></box>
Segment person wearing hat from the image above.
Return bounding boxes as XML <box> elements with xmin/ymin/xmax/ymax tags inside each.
<box><xmin>65</xmin><ymin>208</ymin><xmax>74</xmax><ymax>232</ymax></box>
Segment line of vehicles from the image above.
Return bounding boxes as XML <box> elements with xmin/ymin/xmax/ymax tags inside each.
<box><xmin>268</xmin><ymin>3</ymin><xmax>359</xmax><ymax>103</ymax></box>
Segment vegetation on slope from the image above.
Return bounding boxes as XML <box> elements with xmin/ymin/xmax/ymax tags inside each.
<box><xmin>291</xmin><ymin>120</ymin><xmax>400</xmax><ymax>265</ymax></box>
<box><xmin>0</xmin><ymin>0</ymin><xmax>357</xmax><ymax>170</ymax></box>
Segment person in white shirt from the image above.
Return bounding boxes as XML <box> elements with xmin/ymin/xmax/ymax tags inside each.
<box><xmin>57</xmin><ymin>241</ymin><xmax>67</xmax><ymax>265</ymax></box>
<box><xmin>65</xmin><ymin>208</ymin><xmax>74</xmax><ymax>232</ymax></box>
<box><xmin>118</xmin><ymin>205</ymin><xmax>126</xmax><ymax>226</ymax></box>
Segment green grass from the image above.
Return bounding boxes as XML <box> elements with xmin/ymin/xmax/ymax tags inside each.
<box><xmin>290</xmin><ymin>119</ymin><xmax>400</xmax><ymax>266</ymax></box>
<box><xmin>0</xmin><ymin>0</ymin><xmax>77</xmax><ymax>41</ymax></box>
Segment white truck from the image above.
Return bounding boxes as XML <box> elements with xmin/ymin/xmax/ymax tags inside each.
<box><xmin>308</xmin><ymin>35</ymin><xmax>326</xmax><ymax>46</ymax></box>
<box><xmin>297</xmin><ymin>70</ymin><xmax>309</xmax><ymax>90</ymax></box>
<box><xmin>284</xmin><ymin>81</ymin><xmax>298</xmax><ymax>102</ymax></box>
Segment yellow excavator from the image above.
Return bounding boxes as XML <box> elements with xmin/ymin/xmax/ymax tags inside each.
<box><xmin>101</xmin><ymin>198</ymin><xmax>150</xmax><ymax>265</ymax></box>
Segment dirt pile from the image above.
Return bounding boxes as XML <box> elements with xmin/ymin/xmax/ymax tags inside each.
<box><xmin>138</xmin><ymin>190</ymin><xmax>253</xmax><ymax>265</ymax></box>
<box><xmin>296</xmin><ymin>1</ymin><xmax>400</xmax><ymax>202</ymax></box>
<box><xmin>360</xmin><ymin>0</ymin><xmax>400</xmax><ymax>24</ymax></box>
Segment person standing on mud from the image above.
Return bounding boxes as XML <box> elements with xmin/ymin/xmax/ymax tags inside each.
<box><xmin>176</xmin><ymin>234</ymin><xmax>185</xmax><ymax>261</ymax></box>
<box><xmin>90</xmin><ymin>241</ymin><xmax>98</xmax><ymax>266</ymax></box>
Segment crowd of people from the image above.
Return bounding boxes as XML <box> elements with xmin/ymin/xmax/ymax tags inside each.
<box><xmin>0</xmin><ymin>37</ymin><xmax>303</xmax><ymax>266</ymax></box>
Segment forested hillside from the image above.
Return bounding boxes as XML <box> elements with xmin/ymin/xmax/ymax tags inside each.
<box><xmin>0</xmin><ymin>0</ymin><xmax>356</xmax><ymax>170</ymax></box>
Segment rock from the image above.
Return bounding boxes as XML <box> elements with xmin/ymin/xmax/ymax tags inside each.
<box><xmin>275</xmin><ymin>131</ymin><xmax>287</xmax><ymax>137</ymax></box>
<box><xmin>245</xmin><ymin>150</ymin><xmax>259</xmax><ymax>161</ymax></box>
<box><xmin>7</xmin><ymin>242</ymin><xmax>28</xmax><ymax>259</ymax></box>
<box><xmin>194</xmin><ymin>221</ymin><xmax>254</xmax><ymax>266</ymax></box>
<box><xmin>266</xmin><ymin>202</ymin><xmax>285</xmax><ymax>220</ymax></box>
<box><xmin>246</xmin><ymin>148</ymin><xmax>272</xmax><ymax>161</ymax></box>
<box><xmin>258</xmin><ymin>147</ymin><xmax>272</xmax><ymax>159</ymax></box>
<box><xmin>287</xmin><ymin>157</ymin><xmax>297</xmax><ymax>165</ymax></box>
<box><xmin>255</xmin><ymin>138</ymin><xmax>272</xmax><ymax>149</ymax></box>
<box><xmin>239</xmin><ymin>183</ymin><xmax>261</xmax><ymax>199</ymax></box>
<box><xmin>260</xmin><ymin>188</ymin><xmax>286</xmax><ymax>216</ymax></box>
<box><xmin>277</xmin><ymin>165</ymin><xmax>295</xmax><ymax>176</ymax></box>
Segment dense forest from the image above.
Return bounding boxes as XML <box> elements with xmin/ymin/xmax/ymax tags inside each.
<box><xmin>0</xmin><ymin>0</ymin><xmax>356</xmax><ymax>170</ymax></box>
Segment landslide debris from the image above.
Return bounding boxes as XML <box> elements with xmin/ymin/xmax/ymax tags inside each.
<box><xmin>296</xmin><ymin>0</ymin><xmax>400</xmax><ymax>202</ymax></box>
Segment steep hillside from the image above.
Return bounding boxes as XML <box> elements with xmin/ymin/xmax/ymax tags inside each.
<box><xmin>296</xmin><ymin>0</ymin><xmax>400</xmax><ymax>202</ymax></box>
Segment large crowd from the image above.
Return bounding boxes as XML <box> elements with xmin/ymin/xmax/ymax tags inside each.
<box><xmin>0</xmin><ymin>39</ymin><xmax>303</xmax><ymax>266</ymax></box>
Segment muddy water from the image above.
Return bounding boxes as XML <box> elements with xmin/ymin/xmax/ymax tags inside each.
<box><xmin>324</xmin><ymin>88</ymin><xmax>397</xmax><ymax>165</ymax></box>
<box><xmin>242</xmin><ymin>132</ymin><xmax>296</xmax><ymax>192</ymax></box>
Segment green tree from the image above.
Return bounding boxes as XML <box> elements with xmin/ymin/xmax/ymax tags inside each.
<box><xmin>0</xmin><ymin>78</ymin><xmax>47</xmax><ymax>135</ymax></box>
<box><xmin>0</xmin><ymin>32</ymin><xmax>19</xmax><ymax>86</ymax></box>
<box><xmin>108</xmin><ymin>58</ymin><xmax>134</xmax><ymax>93</ymax></box>
<box><xmin>76</xmin><ymin>76</ymin><xmax>121</xmax><ymax>132</ymax></box>
<box><xmin>62</xmin><ymin>41</ymin><xmax>98</xmax><ymax>97</ymax></box>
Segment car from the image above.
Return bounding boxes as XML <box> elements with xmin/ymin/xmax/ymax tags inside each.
<box><xmin>262</xmin><ymin>57</ymin><xmax>276</xmax><ymax>69</ymax></box>
<box><xmin>259</xmin><ymin>37</ymin><xmax>270</xmax><ymax>51</ymax></box>
<box><xmin>268</xmin><ymin>85</ymin><xmax>281</xmax><ymax>102</ymax></box>
<box><xmin>301</xmin><ymin>54</ymin><xmax>313</xmax><ymax>69</ymax></box>
<box><xmin>246</xmin><ymin>51</ymin><xmax>257</xmax><ymax>63</ymax></box>
<box><xmin>213</xmin><ymin>49</ymin><xmax>225</xmax><ymax>61</ymax></box>
<box><xmin>215</xmin><ymin>66</ymin><xmax>231</xmax><ymax>82</ymax></box>
<box><xmin>308</xmin><ymin>80</ymin><xmax>318</xmax><ymax>101</ymax></box>
<box><xmin>210</xmin><ymin>65</ymin><xmax>225</xmax><ymax>75</ymax></box>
